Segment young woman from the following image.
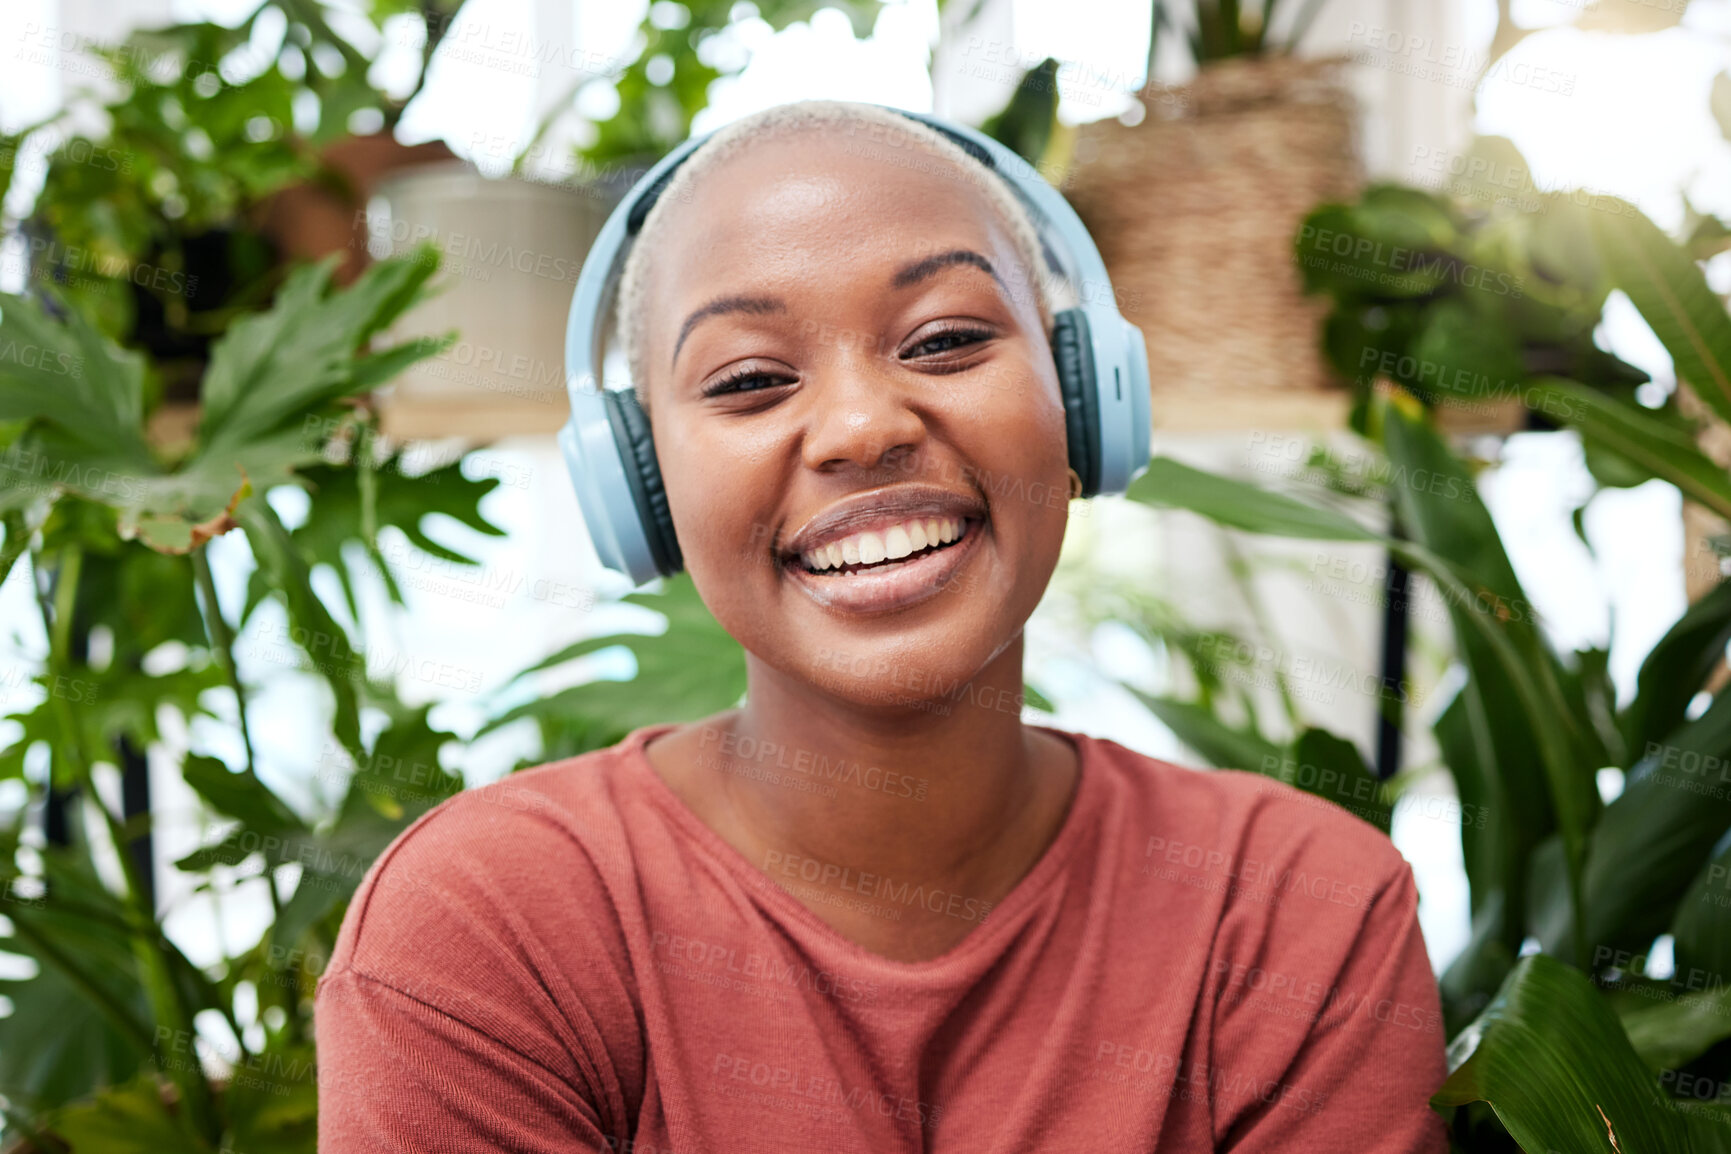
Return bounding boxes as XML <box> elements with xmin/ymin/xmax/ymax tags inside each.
<box><xmin>316</xmin><ymin>100</ymin><xmax>1449</xmax><ymax>1153</ymax></box>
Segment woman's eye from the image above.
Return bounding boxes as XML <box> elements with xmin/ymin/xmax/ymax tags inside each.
<box><xmin>905</xmin><ymin>329</ymin><xmax>991</xmax><ymax>359</ymax></box>
<box><xmin>701</xmin><ymin>371</ymin><xmax>791</xmax><ymax>398</ymax></box>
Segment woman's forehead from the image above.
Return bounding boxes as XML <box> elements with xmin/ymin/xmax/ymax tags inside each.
<box><xmin>652</xmin><ymin>136</ymin><xmax>1014</xmax><ymax>287</ymax></box>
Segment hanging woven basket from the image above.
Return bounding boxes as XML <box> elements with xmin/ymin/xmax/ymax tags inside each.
<box><xmin>1061</xmin><ymin>55</ymin><xmax>1364</xmax><ymax>427</ymax></box>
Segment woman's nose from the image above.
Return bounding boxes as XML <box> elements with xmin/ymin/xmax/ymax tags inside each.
<box><xmin>798</xmin><ymin>355</ymin><xmax>928</xmax><ymax>474</ymax></box>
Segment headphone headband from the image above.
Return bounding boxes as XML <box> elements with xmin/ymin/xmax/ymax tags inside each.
<box><xmin>561</xmin><ymin>103</ymin><xmax>1151</xmax><ymax>585</ymax></box>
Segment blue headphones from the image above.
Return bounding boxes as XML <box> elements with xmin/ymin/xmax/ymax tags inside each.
<box><xmin>560</xmin><ymin>105</ymin><xmax>1152</xmax><ymax>586</ymax></box>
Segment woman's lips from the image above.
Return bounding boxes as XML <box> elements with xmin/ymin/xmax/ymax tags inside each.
<box><xmin>782</xmin><ymin>516</ymin><xmax>985</xmax><ymax>614</ymax></box>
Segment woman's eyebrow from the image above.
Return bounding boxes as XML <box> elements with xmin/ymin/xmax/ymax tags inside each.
<box><xmin>672</xmin><ymin>295</ymin><xmax>786</xmax><ymax>369</ymax></box>
<box><xmin>891</xmin><ymin>248</ymin><xmax>1007</xmax><ymax>293</ymax></box>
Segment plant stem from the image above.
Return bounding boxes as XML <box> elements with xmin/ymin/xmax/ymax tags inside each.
<box><xmin>191</xmin><ymin>545</ymin><xmax>304</xmax><ymax>1045</ymax></box>
<box><xmin>39</xmin><ymin>542</ymin><xmax>221</xmax><ymax>1148</ymax></box>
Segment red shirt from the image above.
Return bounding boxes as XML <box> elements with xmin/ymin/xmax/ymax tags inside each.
<box><xmin>316</xmin><ymin>722</ymin><xmax>1449</xmax><ymax>1152</ymax></box>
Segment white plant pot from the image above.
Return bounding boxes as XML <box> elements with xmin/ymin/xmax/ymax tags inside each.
<box><xmin>368</xmin><ymin>162</ymin><xmax>615</xmax><ymax>440</ymax></box>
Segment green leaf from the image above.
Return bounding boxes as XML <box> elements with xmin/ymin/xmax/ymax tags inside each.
<box><xmin>1124</xmin><ymin>456</ymin><xmax>1379</xmax><ymax>541</ymax></box>
<box><xmin>1622</xmin><ymin>577</ymin><xmax>1731</xmax><ymax>758</ymax></box>
<box><xmin>270</xmin><ymin>452</ymin><xmax>507</xmax><ymax>623</ymax></box>
<box><xmin>0</xmin><ymin>828</ymin><xmax>153</xmax><ymax>1112</ymax></box>
<box><xmin>1589</xmin><ymin>198</ymin><xmax>1731</xmax><ymax>428</ymax></box>
<box><xmin>197</xmin><ymin>251</ymin><xmax>441</xmax><ymax>454</ymax></box>
<box><xmin>1615</xmin><ymin>982</ymin><xmax>1731</xmax><ymax>1073</ymax></box>
<box><xmin>233</xmin><ymin>493</ymin><xmax>366</xmax><ymax>766</ymax></box>
<box><xmin>224</xmin><ymin>1043</ymin><xmax>319</xmax><ymax>1153</ymax></box>
<box><xmin>1436</xmin><ymin>683</ymin><xmax>1520</xmax><ymax>1028</ymax></box>
<box><xmin>1547</xmin><ymin>691</ymin><xmax>1731</xmax><ymax>964</ymax></box>
<box><xmin>181</xmin><ymin>753</ymin><xmax>308</xmax><ymax>837</ymax></box>
<box><xmin>1294</xmin><ymin>186</ymin><xmax>1460</xmax><ymax>302</ymax></box>
<box><xmin>482</xmin><ymin>572</ymin><xmax>745</xmax><ymax>739</ymax></box>
<box><xmin>1284</xmin><ymin>727</ymin><xmax>1394</xmax><ymax>834</ymax></box>
<box><xmin>1672</xmin><ymin>833</ymin><xmax>1731</xmax><ymax>992</ymax></box>
<box><xmin>980</xmin><ymin>57</ymin><xmax>1060</xmax><ymax>168</ymax></box>
<box><xmin>1130</xmin><ymin>691</ymin><xmax>1282</xmax><ymax>773</ymax></box>
<box><xmin>1685</xmin><ymin>1101</ymin><xmax>1731</xmax><ymax>1154</ymax></box>
<box><xmin>1378</xmin><ymin>390</ymin><xmax>1599</xmax><ymax>967</ymax></box>
<box><xmin>1409</xmin><ymin>297</ymin><xmax>1526</xmax><ymax>409</ymax></box>
<box><xmin>0</xmin><ymin>292</ymin><xmax>154</xmax><ymax>469</ymax></box>
<box><xmin>45</xmin><ymin>1073</ymin><xmax>192</xmax><ymax>1152</ymax></box>
<box><xmin>1533</xmin><ymin>380</ymin><xmax>1731</xmax><ymax>522</ymax></box>
<box><xmin>1433</xmin><ymin>954</ymin><xmax>1689</xmax><ymax>1152</ymax></box>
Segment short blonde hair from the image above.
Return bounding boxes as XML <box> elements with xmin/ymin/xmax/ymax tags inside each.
<box><xmin>614</xmin><ymin>99</ymin><xmax>1067</xmax><ymax>408</ymax></box>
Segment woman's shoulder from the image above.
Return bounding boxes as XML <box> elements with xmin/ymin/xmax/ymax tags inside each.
<box><xmin>1073</xmin><ymin>728</ymin><xmax>1411</xmax><ymax>893</ymax></box>
<box><xmin>324</xmin><ymin>729</ymin><xmax>662</xmax><ymax>983</ymax></box>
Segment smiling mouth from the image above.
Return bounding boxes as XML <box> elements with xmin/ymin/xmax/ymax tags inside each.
<box><xmin>790</xmin><ymin>516</ymin><xmax>979</xmax><ymax>577</ymax></box>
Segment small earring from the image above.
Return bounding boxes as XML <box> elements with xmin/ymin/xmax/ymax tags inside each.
<box><xmin>1067</xmin><ymin>467</ymin><xmax>1084</xmax><ymax>501</ymax></box>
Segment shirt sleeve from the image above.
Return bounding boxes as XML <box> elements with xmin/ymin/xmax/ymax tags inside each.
<box><xmin>1210</xmin><ymin>859</ymin><xmax>1451</xmax><ymax>1154</ymax></box>
<box><xmin>313</xmin><ymin>788</ymin><xmax>642</xmax><ymax>1154</ymax></box>
<box><xmin>317</xmin><ymin>965</ymin><xmax>614</xmax><ymax>1153</ymax></box>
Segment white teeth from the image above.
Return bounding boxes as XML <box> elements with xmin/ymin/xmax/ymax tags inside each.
<box><xmin>799</xmin><ymin>515</ymin><xmax>970</xmax><ymax>573</ymax></box>
<box><xmin>884</xmin><ymin>525</ymin><xmax>913</xmax><ymax>560</ymax></box>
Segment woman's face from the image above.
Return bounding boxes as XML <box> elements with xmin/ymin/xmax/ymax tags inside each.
<box><xmin>637</xmin><ymin>129</ymin><xmax>1072</xmax><ymax>710</ymax></box>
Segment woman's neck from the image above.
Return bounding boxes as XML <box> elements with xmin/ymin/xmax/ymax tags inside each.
<box><xmin>644</xmin><ymin>637</ymin><xmax>1081</xmax><ymax>962</ymax></box>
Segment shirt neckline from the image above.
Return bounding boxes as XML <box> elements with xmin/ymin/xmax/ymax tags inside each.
<box><xmin>619</xmin><ymin>719</ymin><xmax>1099</xmax><ymax>978</ymax></box>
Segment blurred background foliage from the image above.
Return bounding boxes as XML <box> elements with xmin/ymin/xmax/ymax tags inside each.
<box><xmin>1</xmin><ymin>0</ymin><xmax>1731</xmax><ymax>1150</ymax></box>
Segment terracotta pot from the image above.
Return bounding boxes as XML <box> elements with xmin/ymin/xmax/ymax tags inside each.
<box><xmin>257</xmin><ymin>132</ymin><xmax>458</xmax><ymax>284</ymax></box>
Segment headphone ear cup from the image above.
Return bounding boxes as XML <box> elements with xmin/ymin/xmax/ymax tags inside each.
<box><xmin>603</xmin><ymin>389</ymin><xmax>684</xmax><ymax>577</ymax></box>
<box><xmin>1050</xmin><ymin>308</ymin><xmax>1102</xmax><ymax>497</ymax></box>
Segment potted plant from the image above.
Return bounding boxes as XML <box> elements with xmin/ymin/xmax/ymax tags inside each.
<box><xmin>365</xmin><ymin>0</ymin><xmax>894</xmax><ymax>439</ymax></box>
<box><xmin>1057</xmin><ymin>0</ymin><xmax>1360</xmax><ymax>430</ymax></box>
